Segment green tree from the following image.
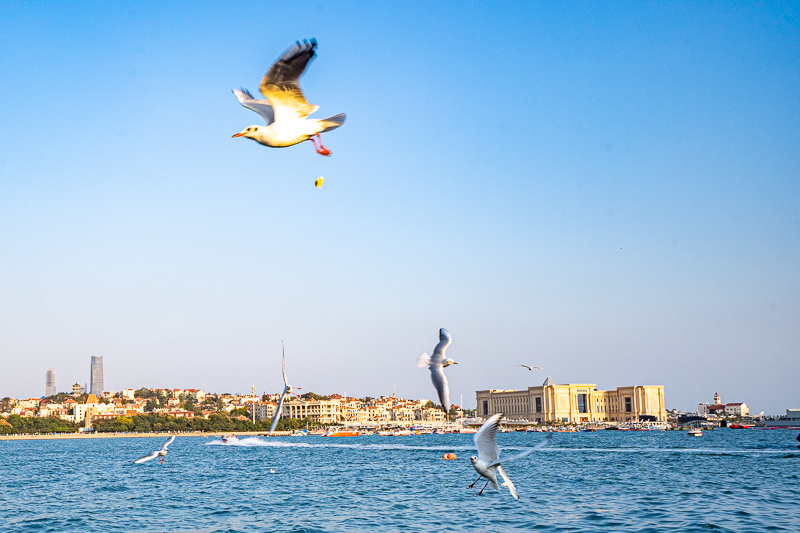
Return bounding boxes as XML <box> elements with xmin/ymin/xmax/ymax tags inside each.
<box><xmin>300</xmin><ymin>392</ymin><xmax>329</xmax><ymax>401</ymax></box>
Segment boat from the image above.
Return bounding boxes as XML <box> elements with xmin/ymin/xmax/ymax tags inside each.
<box><xmin>289</xmin><ymin>429</ymin><xmax>308</xmax><ymax>436</ymax></box>
<box><xmin>323</xmin><ymin>428</ymin><xmax>360</xmax><ymax>437</ymax></box>
<box><xmin>687</xmin><ymin>428</ymin><xmax>703</xmax><ymax>437</ymax></box>
<box><xmin>728</xmin><ymin>424</ymin><xmax>749</xmax><ymax>429</ymax></box>
<box><xmin>221</xmin><ymin>434</ymin><xmax>239</xmax><ymax>443</ymax></box>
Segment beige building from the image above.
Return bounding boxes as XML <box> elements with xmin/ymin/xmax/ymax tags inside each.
<box><xmin>476</xmin><ymin>378</ymin><xmax>666</xmax><ymax>424</ymax></box>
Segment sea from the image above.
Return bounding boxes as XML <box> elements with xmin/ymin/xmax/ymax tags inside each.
<box><xmin>1</xmin><ymin>429</ymin><xmax>799</xmax><ymax>532</ymax></box>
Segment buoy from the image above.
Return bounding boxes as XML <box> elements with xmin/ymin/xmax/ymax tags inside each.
<box><xmin>442</xmin><ymin>453</ymin><xmax>457</xmax><ymax>460</ymax></box>
<box><xmin>315</xmin><ymin>177</ymin><xmax>324</xmax><ymax>188</ymax></box>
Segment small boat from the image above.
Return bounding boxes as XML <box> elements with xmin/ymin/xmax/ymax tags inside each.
<box><xmin>289</xmin><ymin>429</ymin><xmax>308</xmax><ymax>437</ymax></box>
<box><xmin>221</xmin><ymin>434</ymin><xmax>239</xmax><ymax>443</ymax></box>
<box><xmin>323</xmin><ymin>428</ymin><xmax>360</xmax><ymax>437</ymax></box>
<box><xmin>687</xmin><ymin>428</ymin><xmax>703</xmax><ymax>437</ymax></box>
<box><xmin>728</xmin><ymin>424</ymin><xmax>749</xmax><ymax>429</ymax></box>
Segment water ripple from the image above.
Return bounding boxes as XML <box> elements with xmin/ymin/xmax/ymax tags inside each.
<box><xmin>2</xmin><ymin>430</ymin><xmax>799</xmax><ymax>532</ymax></box>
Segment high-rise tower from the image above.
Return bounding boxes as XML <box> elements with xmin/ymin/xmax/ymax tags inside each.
<box><xmin>45</xmin><ymin>368</ymin><xmax>57</xmax><ymax>396</ymax></box>
<box><xmin>90</xmin><ymin>356</ymin><xmax>104</xmax><ymax>395</ymax></box>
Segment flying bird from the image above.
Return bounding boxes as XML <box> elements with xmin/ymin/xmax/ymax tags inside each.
<box><xmin>133</xmin><ymin>435</ymin><xmax>176</xmax><ymax>465</ymax></box>
<box><xmin>468</xmin><ymin>414</ymin><xmax>551</xmax><ymax>499</ymax></box>
<box><xmin>516</xmin><ymin>365</ymin><xmax>544</xmax><ymax>371</ymax></box>
<box><xmin>417</xmin><ymin>328</ymin><xmax>457</xmax><ymax>418</ymax></box>
<box><xmin>269</xmin><ymin>342</ymin><xmax>299</xmax><ymax>435</ymax></box>
<box><xmin>232</xmin><ymin>38</ymin><xmax>345</xmax><ymax>156</ymax></box>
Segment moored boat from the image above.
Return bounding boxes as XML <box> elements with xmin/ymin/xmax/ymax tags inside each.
<box><xmin>323</xmin><ymin>428</ymin><xmax>360</xmax><ymax>437</ymax></box>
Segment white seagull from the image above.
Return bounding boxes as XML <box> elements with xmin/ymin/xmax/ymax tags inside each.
<box><xmin>468</xmin><ymin>414</ymin><xmax>551</xmax><ymax>499</ymax></box>
<box><xmin>417</xmin><ymin>328</ymin><xmax>457</xmax><ymax>418</ymax></box>
<box><xmin>133</xmin><ymin>435</ymin><xmax>176</xmax><ymax>465</ymax></box>
<box><xmin>516</xmin><ymin>365</ymin><xmax>544</xmax><ymax>371</ymax></box>
<box><xmin>232</xmin><ymin>38</ymin><xmax>345</xmax><ymax>156</ymax></box>
<box><xmin>269</xmin><ymin>342</ymin><xmax>299</xmax><ymax>435</ymax></box>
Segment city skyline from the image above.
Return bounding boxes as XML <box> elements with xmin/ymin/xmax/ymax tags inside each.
<box><xmin>1</xmin><ymin>3</ymin><xmax>798</xmax><ymax>414</ymax></box>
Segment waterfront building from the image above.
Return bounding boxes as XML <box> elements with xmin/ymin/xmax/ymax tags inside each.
<box><xmin>252</xmin><ymin>401</ymin><xmax>277</xmax><ymax>421</ymax></box>
<box><xmin>697</xmin><ymin>392</ymin><xmax>748</xmax><ymax>418</ymax></box>
<box><xmin>45</xmin><ymin>369</ymin><xmax>57</xmax><ymax>397</ymax></box>
<box><xmin>90</xmin><ymin>356</ymin><xmax>104</xmax><ymax>395</ymax></box>
<box><xmin>724</xmin><ymin>403</ymin><xmax>749</xmax><ymax>417</ymax></box>
<box><xmin>475</xmin><ymin>377</ymin><xmax>666</xmax><ymax>424</ymax></box>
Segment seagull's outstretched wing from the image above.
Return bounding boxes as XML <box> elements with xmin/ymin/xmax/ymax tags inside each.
<box><xmin>282</xmin><ymin>344</ymin><xmax>288</xmax><ymax>387</ymax></box>
<box><xmin>133</xmin><ymin>451</ymin><xmax>159</xmax><ymax>464</ymax></box>
<box><xmin>269</xmin><ymin>388</ymin><xmax>289</xmax><ymax>435</ymax></box>
<box><xmin>432</xmin><ymin>328</ymin><xmax>452</xmax><ymax>356</ymax></box>
<box><xmin>496</xmin><ymin>465</ymin><xmax>520</xmax><ymax>499</ymax></box>
<box><xmin>160</xmin><ymin>435</ymin><xmax>176</xmax><ymax>451</ymax></box>
<box><xmin>474</xmin><ymin>413</ymin><xmax>502</xmax><ymax>463</ymax></box>
<box><xmin>489</xmin><ymin>432</ymin><xmax>553</xmax><ymax>467</ymax></box>
<box><xmin>232</xmin><ymin>88</ymin><xmax>275</xmax><ymax>125</ymax></box>
<box><xmin>260</xmin><ymin>39</ymin><xmax>319</xmax><ymax>119</ymax></box>
<box><xmin>417</xmin><ymin>352</ymin><xmax>431</xmax><ymax>368</ymax></box>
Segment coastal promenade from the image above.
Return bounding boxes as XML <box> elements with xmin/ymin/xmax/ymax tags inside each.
<box><xmin>0</xmin><ymin>431</ymin><xmax>285</xmax><ymax>441</ymax></box>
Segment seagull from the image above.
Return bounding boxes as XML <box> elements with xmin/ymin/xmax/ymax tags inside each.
<box><xmin>468</xmin><ymin>414</ymin><xmax>551</xmax><ymax>499</ymax></box>
<box><xmin>232</xmin><ymin>38</ymin><xmax>345</xmax><ymax>156</ymax></box>
<box><xmin>133</xmin><ymin>435</ymin><xmax>176</xmax><ymax>465</ymax></box>
<box><xmin>516</xmin><ymin>365</ymin><xmax>544</xmax><ymax>371</ymax></box>
<box><xmin>269</xmin><ymin>342</ymin><xmax>299</xmax><ymax>435</ymax></box>
<box><xmin>417</xmin><ymin>328</ymin><xmax>457</xmax><ymax>418</ymax></box>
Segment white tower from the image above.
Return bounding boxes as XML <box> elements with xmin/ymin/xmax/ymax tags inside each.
<box><xmin>713</xmin><ymin>392</ymin><xmax>721</xmax><ymax>405</ymax></box>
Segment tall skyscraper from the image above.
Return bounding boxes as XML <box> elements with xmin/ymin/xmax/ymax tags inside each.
<box><xmin>90</xmin><ymin>356</ymin><xmax>104</xmax><ymax>394</ymax></box>
<box><xmin>45</xmin><ymin>368</ymin><xmax>57</xmax><ymax>396</ymax></box>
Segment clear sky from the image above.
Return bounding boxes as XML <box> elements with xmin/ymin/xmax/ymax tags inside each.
<box><xmin>1</xmin><ymin>2</ymin><xmax>798</xmax><ymax>414</ymax></box>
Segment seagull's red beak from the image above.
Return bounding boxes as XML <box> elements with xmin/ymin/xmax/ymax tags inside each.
<box><xmin>232</xmin><ymin>132</ymin><xmax>245</xmax><ymax>138</ymax></box>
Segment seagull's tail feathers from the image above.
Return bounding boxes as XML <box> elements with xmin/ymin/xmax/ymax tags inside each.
<box><xmin>417</xmin><ymin>352</ymin><xmax>432</xmax><ymax>368</ymax></box>
<box><xmin>318</xmin><ymin>113</ymin><xmax>346</xmax><ymax>133</ymax></box>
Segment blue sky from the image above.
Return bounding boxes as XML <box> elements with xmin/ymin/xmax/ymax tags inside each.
<box><xmin>1</xmin><ymin>1</ymin><xmax>798</xmax><ymax>414</ymax></box>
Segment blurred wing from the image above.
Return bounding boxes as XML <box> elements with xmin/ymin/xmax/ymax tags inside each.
<box><xmin>496</xmin><ymin>465</ymin><xmax>520</xmax><ymax>499</ymax></box>
<box><xmin>489</xmin><ymin>432</ymin><xmax>552</xmax><ymax>467</ymax></box>
<box><xmin>269</xmin><ymin>389</ymin><xmax>288</xmax><ymax>435</ymax></box>
<box><xmin>430</xmin><ymin>365</ymin><xmax>450</xmax><ymax>414</ymax></box>
<box><xmin>417</xmin><ymin>352</ymin><xmax>431</xmax><ymax>368</ymax></box>
<box><xmin>133</xmin><ymin>451</ymin><xmax>159</xmax><ymax>464</ymax></box>
<box><xmin>474</xmin><ymin>413</ymin><xmax>502</xmax><ymax>463</ymax></box>
<box><xmin>515</xmin><ymin>365</ymin><xmax>532</xmax><ymax>370</ymax></box>
<box><xmin>160</xmin><ymin>435</ymin><xmax>176</xmax><ymax>451</ymax></box>
<box><xmin>282</xmin><ymin>343</ymin><xmax>288</xmax><ymax>386</ymax></box>
<box><xmin>233</xmin><ymin>88</ymin><xmax>275</xmax><ymax>125</ymax></box>
<box><xmin>432</xmin><ymin>329</ymin><xmax>452</xmax><ymax>357</ymax></box>
<box><xmin>260</xmin><ymin>39</ymin><xmax>319</xmax><ymax>119</ymax></box>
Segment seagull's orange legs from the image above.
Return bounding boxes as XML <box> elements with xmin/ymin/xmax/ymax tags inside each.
<box><xmin>309</xmin><ymin>134</ymin><xmax>331</xmax><ymax>156</ymax></box>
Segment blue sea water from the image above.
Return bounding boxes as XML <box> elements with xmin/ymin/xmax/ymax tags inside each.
<box><xmin>1</xmin><ymin>429</ymin><xmax>799</xmax><ymax>532</ymax></box>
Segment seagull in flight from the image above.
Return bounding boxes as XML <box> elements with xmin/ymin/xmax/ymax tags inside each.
<box><xmin>232</xmin><ymin>38</ymin><xmax>345</xmax><ymax>156</ymax></box>
<box><xmin>468</xmin><ymin>414</ymin><xmax>551</xmax><ymax>499</ymax></box>
<box><xmin>516</xmin><ymin>365</ymin><xmax>544</xmax><ymax>371</ymax></box>
<box><xmin>133</xmin><ymin>435</ymin><xmax>176</xmax><ymax>465</ymax></box>
<box><xmin>269</xmin><ymin>342</ymin><xmax>299</xmax><ymax>435</ymax></box>
<box><xmin>417</xmin><ymin>328</ymin><xmax>457</xmax><ymax>418</ymax></box>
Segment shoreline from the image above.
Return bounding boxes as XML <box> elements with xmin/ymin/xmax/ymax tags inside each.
<box><xmin>0</xmin><ymin>431</ymin><xmax>290</xmax><ymax>441</ymax></box>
